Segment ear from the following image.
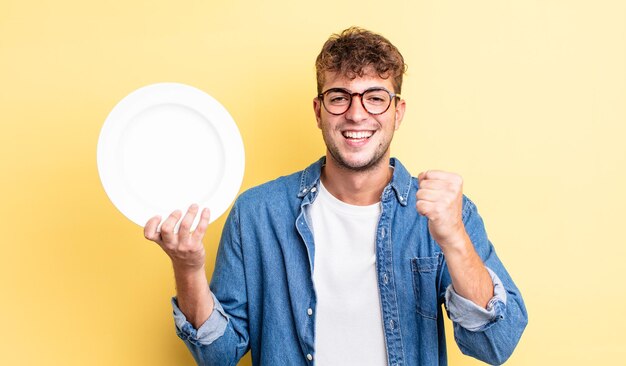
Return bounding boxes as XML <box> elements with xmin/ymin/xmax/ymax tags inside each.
<box><xmin>313</xmin><ymin>97</ymin><xmax>322</xmax><ymax>128</ymax></box>
<box><xmin>393</xmin><ymin>99</ymin><xmax>406</xmax><ymax>130</ymax></box>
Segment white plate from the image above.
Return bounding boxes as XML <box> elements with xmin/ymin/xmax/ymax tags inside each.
<box><xmin>97</xmin><ymin>82</ymin><xmax>245</xmax><ymax>230</ymax></box>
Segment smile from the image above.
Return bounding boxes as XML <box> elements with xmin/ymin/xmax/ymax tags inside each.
<box><xmin>342</xmin><ymin>130</ymin><xmax>374</xmax><ymax>140</ymax></box>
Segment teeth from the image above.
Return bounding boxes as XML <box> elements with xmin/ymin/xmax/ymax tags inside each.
<box><xmin>343</xmin><ymin>131</ymin><xmax>373</xmax><ymax>139</ymax></box>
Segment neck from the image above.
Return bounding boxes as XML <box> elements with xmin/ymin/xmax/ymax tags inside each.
<box><xmin>321</xmin><ymin>153</ymin><xmax>393</xmax><ymax>206</ymax></box>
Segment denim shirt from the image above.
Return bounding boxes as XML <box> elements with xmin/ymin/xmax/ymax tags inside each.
<box><xmin>172</xmin><ymin>158</ymin><xmax>528</xmax><ymax>366</ymax></box>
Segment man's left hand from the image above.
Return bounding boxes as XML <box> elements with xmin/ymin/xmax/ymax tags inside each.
<box><xmin>416</xmin><ymin>170</ymin><xmax>467</xmax><ymax>250</ymax></box>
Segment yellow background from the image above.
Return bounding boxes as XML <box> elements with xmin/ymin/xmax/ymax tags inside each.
<box><xmin>1</xmin><ymin>0</ymin><xmax>625</xmax><ymax>364</ymax></box>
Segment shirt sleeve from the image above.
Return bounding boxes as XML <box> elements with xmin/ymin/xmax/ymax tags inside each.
<box><xmin>444</xmin><ymin>196</ymin><xmax>527</xmax><ymax>365</ymax></box>
<box><xmin>444</xmin><ymin>267</ymin><xmax>507</xmax><ymax>332</ymax></box>
<box><xmin>172</xmin><ymin>292</ymin><xmax>229</xmax><ymax>345</ymax></box>
<box><xmin>167</xmin><ymin>203</ymin><xmax>251</xmax><ymax>366</ymax></box>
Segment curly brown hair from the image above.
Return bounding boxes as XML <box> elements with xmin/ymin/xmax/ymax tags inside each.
<box><xmin>315</xmin><ymin>27</ymin><xmax>407</xmax><ymax>94</ymax></box>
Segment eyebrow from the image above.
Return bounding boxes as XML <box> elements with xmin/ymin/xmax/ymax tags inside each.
<box><xmin>322</xmin><ymin>86</ymin><xmax>391</xmax><ymax>94</ymax></box>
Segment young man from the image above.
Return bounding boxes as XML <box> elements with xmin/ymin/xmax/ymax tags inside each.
<box><xmin>144</xmin><ymin>27</ymin><xmax>527</xmax><ymax>365</ymax></box>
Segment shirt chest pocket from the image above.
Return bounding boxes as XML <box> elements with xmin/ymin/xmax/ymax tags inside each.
<box><xmin>411</xmin><ymin>256</ymin><xmax>440</xmax><ymax>320</ymax></box>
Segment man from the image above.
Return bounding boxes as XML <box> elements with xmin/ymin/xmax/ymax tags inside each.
<box><xmin>144</xmin><ymin>27</ymin><xmax>527</xmax><ymax>365</ymax></box>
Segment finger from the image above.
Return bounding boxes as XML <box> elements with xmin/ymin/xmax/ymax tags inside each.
<box><xmin>418</xmin><ymin>179</ymin><xmax>453</xmax><ymax>191</ymax></box>
<box><xmin>416</xmin><ymin>201</ymin><xmax>444</xmax><ymax>222</ymax></box>
<box><xmin>144</xmin><ymin>215</ymin><xmax>163</xmax><ymax>243</ymax></box>
<box><xmin>416</xmin><ymin>188</ymin><xmax>446</xmax><ymax>203</ymax></box>
<box><xmin>178</xmin><ymin>204</ymin><xmax>200</xmax><ymax>236</ymax></box>
<box><xmin>160</xmin><ymin>209</ymin><xmax>183</xmax><ymax>244</ymax></box>
<box><xmin>417</xmin><ymin>171</ymin><xmax>431</xmax><ymax>185</ymax></box>
<box><xmin>422</xmin><ymin>170</ymin><xmax>462</xmax><ymax>184</ymax></box>
<box><xmin>416</xmin><ymin>200</ymin><xmax>435</xmax><ymax>218</ymax></box>
<box><xmin>191</xmin><ymin>208</ymin><xmax>211</xmax><ymax>243</ymax></box>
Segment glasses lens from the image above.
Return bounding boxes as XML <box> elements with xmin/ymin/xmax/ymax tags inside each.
<box><xmin>323</xmin><ymin>90</ymin><xmax>351</xmax><ymax>114</ymax></box>
<box><xmin>362</xmin><ymin>89</ymin><xmax>391</xmax><ymax>114</ymax></box>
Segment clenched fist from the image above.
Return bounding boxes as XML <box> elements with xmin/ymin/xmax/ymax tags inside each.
<box><xmin>416</xmin><ymin>170</ymin><xmax>466</xmax><ymax>250</ymax></box>
<box><xmin>144</xmin><ymin>204</ymin><xmax>211</xmax><ymax>274</ymax></box>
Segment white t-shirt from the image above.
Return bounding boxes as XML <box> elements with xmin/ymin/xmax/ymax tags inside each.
<box><xmin>307</xmin><ymin>181</ymin><xmax>387</xmax><ymax>365</ymax></box>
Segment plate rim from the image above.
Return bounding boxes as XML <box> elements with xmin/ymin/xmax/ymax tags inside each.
<box><xmin>97</xmin><ymin>82</ymin><xmax>245</xmax><ymax>228</ymax></box>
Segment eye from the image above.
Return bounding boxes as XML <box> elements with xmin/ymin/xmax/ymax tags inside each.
<box><xmin>327</xmin><ymin>92</ymin><xmax>350</xmax><ymax>105</ymax></box>
<box><xmin>364</xmin><ymin>91</ymin><xmax>389</xmax><ymax>105</ymax></box>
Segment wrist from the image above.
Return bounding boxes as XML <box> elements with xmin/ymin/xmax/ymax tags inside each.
<box><xmin>439</xmin><ymin>232</ymin><xmax>472</xmax><ymax>259</ymax></box>
<box><xmin>173</xmin><ymin>265</ymin><xmax>206</xmax><ymax>282</ymax></box>
<box><xmin>172</xmin><ymin>266</ymin><xmax>213</xmax><ymax>329</ymax></box>
<box><xmin>173</xmin><ymin>266</ymin><xmax>209</xmax><ymax>303</ymax></box>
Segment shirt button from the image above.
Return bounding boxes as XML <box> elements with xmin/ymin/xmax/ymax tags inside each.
<box><xmin>389</xmin><ymin>319</ymin><xmax>395</xmax><ymax>330</ymax></box>
<box><xmin>381</xmin><ymin>227</ymin><xmax>386</xmax><ymax>238</ymax></box>
<box><xmin>382</xmin><ymin>273</ymin><xmax>389</xmax><ymax>284</ymax></box>
<box><xmin>311</xmin><ymin>186</ymin><xmax>317</xmax><ymax>193</ymax></box>
<box><xmin>307</xmin><ymin>354</ymin><xmax>313</xmax><ymax>361</ymax></box>
<box><xmin>307</xmin><ymin>308</ymin><xmax>313</xmax><ymax>316</ymax></box>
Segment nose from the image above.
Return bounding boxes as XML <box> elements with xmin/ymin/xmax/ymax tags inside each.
<box><xmin>344</xmin><ymin>94</ymin><xmax>369</xmax><ymax>122</ymax></box>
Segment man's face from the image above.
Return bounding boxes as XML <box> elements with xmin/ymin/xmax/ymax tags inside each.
<box><xmin>313</xmin><ymin>70</ymin><xmax>406</xmax><ymax>172</ymax></box>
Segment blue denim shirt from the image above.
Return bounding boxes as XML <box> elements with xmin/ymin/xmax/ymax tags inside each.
<box><xmin>172</xmin><ymin>158</ymin><xmax>528</xmax><ymax>365</ymax></box>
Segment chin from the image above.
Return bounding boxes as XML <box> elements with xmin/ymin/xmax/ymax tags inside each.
<box><xmin>334</xmin><ymin>153</ymin><xmax>386</xmax><ymax>172</ymax></box>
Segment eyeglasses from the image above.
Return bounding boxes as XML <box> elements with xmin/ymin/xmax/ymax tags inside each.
<box><xmin>318</xmin><ymin>87</ymin><xmax>401</xmax><ymax>116</ymax></box>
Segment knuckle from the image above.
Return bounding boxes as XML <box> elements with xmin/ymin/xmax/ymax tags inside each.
<box><xmin>448</xmin><ymin>181</ymin><xmax>460</xmax><ymax>192</ymax></box>
<box><xmin>161</xmin><ymin>221</ymin><xmax>176</xmax><ymax>233</ymax></box>
<box><xmin>179</xmin><ymin>239</ymin><xmax>198</xmax><ymax>249</ymax></box>
<box><xmin>166</xmin><ymin>240</ymin><xmax>180</xmax><ymax>250</ymax></box>
<box><xmin>161</xmin><ymin>244</ymin><xmax>176</xmax><ymax>254</ymax></box>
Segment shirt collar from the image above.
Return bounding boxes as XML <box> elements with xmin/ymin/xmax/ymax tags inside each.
<box><xmin>297</xmin><ymin>156</ymin><xmax>412</xmax><ymax>206</ymax></box>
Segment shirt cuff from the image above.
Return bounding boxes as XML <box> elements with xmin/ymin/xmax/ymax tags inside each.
<box><xmin>444</xmin><ymin>267</ymin><xmax>507</xmax><ymax>332</ymax></box>
<box><xmin>171</xmin><ymin>292</ymin><xmax>229</xmax><ymax>345</ymax></box>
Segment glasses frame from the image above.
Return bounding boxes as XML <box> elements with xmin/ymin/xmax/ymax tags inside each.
<box><xmin>317</xmin><ymin>87</ymin><xmax>401</xmax><ymax>116</ymax></box>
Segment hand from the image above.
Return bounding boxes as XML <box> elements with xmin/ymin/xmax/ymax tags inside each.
<box><xmin>144</xmin><ymin>204</ymin><xmax>211</xmax><ymax>274</ymax></box>
<box><xmin>416</xmin><ymin>170</ymin><xmax>466</xmax><ymax>249</ymax></box>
